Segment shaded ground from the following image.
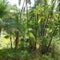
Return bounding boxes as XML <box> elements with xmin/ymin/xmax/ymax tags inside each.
<box><xmin>0</xmin><ymin>48</ymin><xmax>60</xmax><ymax>60</ymax></box>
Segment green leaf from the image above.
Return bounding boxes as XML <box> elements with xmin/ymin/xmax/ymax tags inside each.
<box><xmin>29</xmin><ymin>32</ymin><xmax>35</xmax><ymax>40</ymax></box>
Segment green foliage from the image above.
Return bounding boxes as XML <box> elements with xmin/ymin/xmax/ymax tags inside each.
<box><xmin>0</xmin><ymin>1</ymin><xmax>7</xmax><ymax>18</ymax></box>
<box><xmin>0</xmin><ymin>0</ymin><xmax>60</xmax><ymax>60</ymax></box>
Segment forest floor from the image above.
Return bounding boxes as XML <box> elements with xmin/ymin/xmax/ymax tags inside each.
<box><xmin>0</xmin><ymin>48</ymin><xmax>60</xmax><ymax>60</ymax></box>
<box><xmin>0</xmin><ymin>37</ymin><xmax>60</xmax><ymax>60</ymax></box>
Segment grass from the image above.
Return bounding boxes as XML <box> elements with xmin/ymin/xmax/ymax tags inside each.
<box><xmin>0</xmin><ymin>48</ymin><xmax>59</xmax><ymax>60</ymax></box>
<box><xmin>0</xmin><ymin>37</ymin><xmax>60</xmax><ymax>60</ymax></box>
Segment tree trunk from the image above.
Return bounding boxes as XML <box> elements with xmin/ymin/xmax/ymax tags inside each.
<box><xmin>10</xmin><ymin>36</ymin><xmax>12</xmax><ymax>49</ymax></box>
<box><xmin>15</xmin><ymin>31</ymin><xmax>19</xmax><ymax>49</ymax></box>
<box><xmin>47</xmin><ymin>34</ymin><xmax>53</xmax><ymax>50</ymax></box>
<box><xmin>41</xmin><ymin>31</ymin><xmax>54</xmax><ymax>54</ymax></box>
<box><xmin>0</xmin><ymin>28</ymin><xmax>1</xmax><ymax>36</ymax></box>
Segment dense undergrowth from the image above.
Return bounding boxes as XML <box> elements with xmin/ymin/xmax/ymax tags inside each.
<box><xmin>0</xmin><ymin>37</ymin><xmax>60</xmax><ymax>60</ymax></box>
<box><xmin>0</xmin><ymin>48</ymin><xmax>60</xmax><ymax>60</ymax></box>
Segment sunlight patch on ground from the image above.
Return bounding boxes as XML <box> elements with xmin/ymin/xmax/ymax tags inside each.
<box><xmin>4</xmin><ymin>38</ymin><xmax>9</xmax><ymax>43</ymax></box>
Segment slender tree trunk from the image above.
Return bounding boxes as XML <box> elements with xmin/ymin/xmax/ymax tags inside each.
<box><xmin>47</xmin><ymin>33</ymin><xmax>53</xmax><ymax>50</ymax></box>
<box><xmin>58</xmin><ymin>3</ymin><xmax>60</xmax><ymax>38</ymax></box>
<box><xmin>10</xmin><ymin>36</ymin><xmax>12</xmax><ymax>49</ymax></box>
<box><xmin>15</xmin><ymin>31</ymin><xmax>19</xmax><ymax>49</ymax></box>
<box><xmin>26</xmin><ymin>0</ymin><xmax>29</xmax><ymax>28</ymax></box>
<box><xmin>41</xmin><ymin>30</ymin><xmax>54</xmax><ymax>54</ymax></box>
<box><xmin>0</xmin><ymin>28</ymin><xmax>1</xmax><ymax>36</ymax></box>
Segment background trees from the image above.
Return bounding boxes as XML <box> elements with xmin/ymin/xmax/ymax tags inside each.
<box><xmin>0</xmin><ymin>0</ymin><xmax>60</xmax><ymax>60</ymax></box>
